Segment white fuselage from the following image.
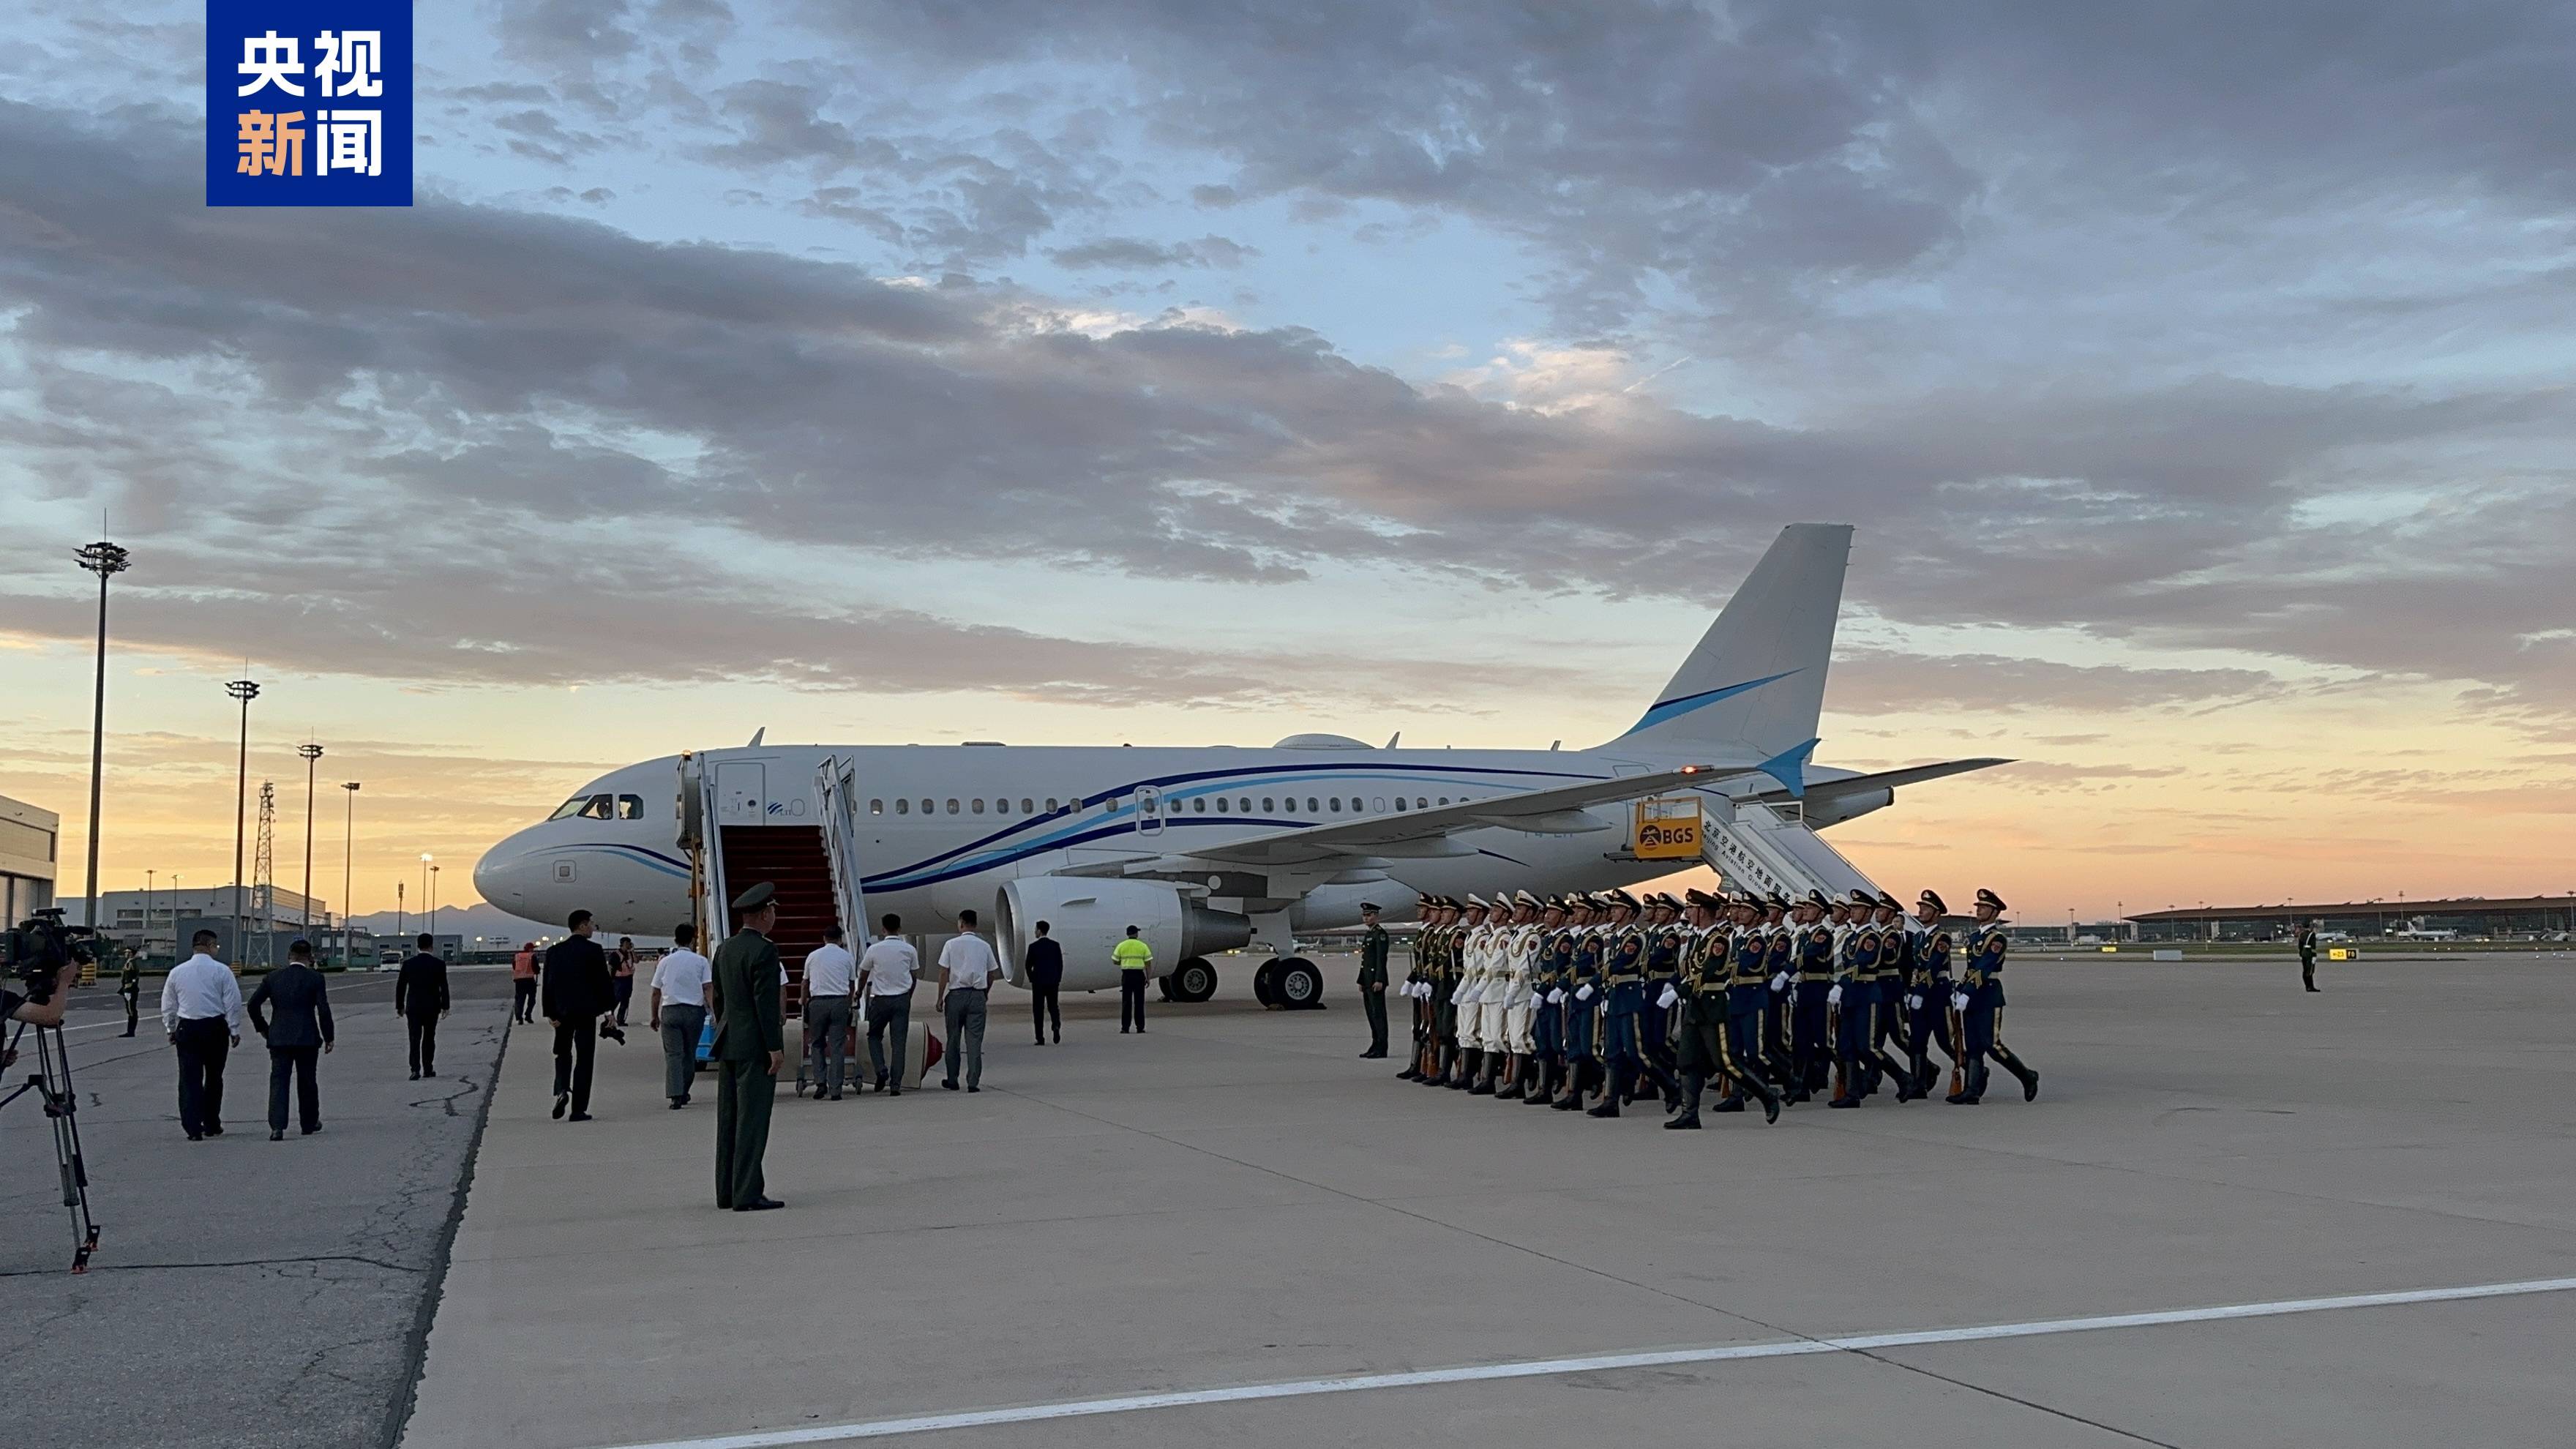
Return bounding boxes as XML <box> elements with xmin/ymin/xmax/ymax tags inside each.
<box><xmin>472</xmin><ymin>740</ymin><xmax>1814</xmax><ymax>942</ymax></box>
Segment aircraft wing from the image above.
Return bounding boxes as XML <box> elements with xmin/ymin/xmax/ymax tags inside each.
<box><xmin>1742</xmin><ymin>757</ymin><xmax>2012</xmax><ymax>806</ymax></box>
<box><xmin>1118</xmin><ymin>763</ymin><xmax>1740</xmax><ymax>870</ymax></box>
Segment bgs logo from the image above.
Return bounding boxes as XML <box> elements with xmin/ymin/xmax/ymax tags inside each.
<box><xmin>206</xmin><ymin>0</ymin><xmax>412</xmax><ymax>206</ymax></box>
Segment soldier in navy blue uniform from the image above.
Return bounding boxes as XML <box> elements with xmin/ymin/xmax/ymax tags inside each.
<box><xmin>1904</xmin><ymin>889</ymin><xmax>1964</xmax><ymax>1098</ymax></box>
<box><xmin>1789</xmin><ymin>890</ymin><xmax>1836</xmax><ymax>1103</ymax></box>
<box><xmin>1830</xmin><ymin>890</ymin><xmax>1917</xmax><ymax>1106</ymax></box>
<box><xmin>1552</xmin><ymin>896</ymin><xmax>1607</xmax><ymax>1112</ymax></box>
<box><xmin>1524</xmin><ymin>896</ymin><xmax>1573</xmax><ymax>1107</ymax></box>
<box><xmin>1587</xmin><ymin>891</ymin><xmax>1648</xmax><ymax>1118</ymax></box>
<box><xmin>1759</xmin><ymin>893</ymin><xmax>1797</xmax><ymax>1091</ymax></box>
<box><xmin>1667</xmin><ymin>888</ymin><xmax>1774</xmax><ymax>1126</ymax></box>
<box><xmin>1639</xmin><ymin>893</ymin><xmax>1687</xmax><ymax>1111</ymax></box>
<box><xmin>1950</xmin><ymin>888</ymin><xmax>2040</xmax><ymax>1105</ymax></box>
<box><xmin>1712</xmin><ymin>894</ymin><xmax>1785</xmax><ymax>1120</ymax></box>
<box><xmin>1869</xmin><ymin>891</ymin><xmax>1914</xmax><ymax>1093</ymax></box>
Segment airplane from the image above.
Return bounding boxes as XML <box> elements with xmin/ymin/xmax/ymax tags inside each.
<box><xmin>473</xmin><ymin>524</ymin><xmax>2007</xmax><ymax>1008</ymax></box>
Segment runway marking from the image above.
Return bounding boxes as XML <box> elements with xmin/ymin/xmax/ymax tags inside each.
<box><xmin>589</xmin><ymin>1275</ymin><xmax>2576</xmax><ymax>1448</ymax></box>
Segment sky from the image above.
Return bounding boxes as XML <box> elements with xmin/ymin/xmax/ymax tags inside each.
<box><xmin>2</xmin><ymin>0</ymin><xmax>2572</xmax><ymax>929</ymax></box>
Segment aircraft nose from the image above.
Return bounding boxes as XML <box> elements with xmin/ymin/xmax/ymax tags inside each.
<box><xmin>473</xmin><ymin>832</ymin><xmax>537</xmax><ymax>909</ymax></box>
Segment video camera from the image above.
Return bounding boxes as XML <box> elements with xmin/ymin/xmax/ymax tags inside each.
<box><xmin>4</xmin><ymin>909</ymin><xmax>95</xmax><ymax>1006</ymax></box>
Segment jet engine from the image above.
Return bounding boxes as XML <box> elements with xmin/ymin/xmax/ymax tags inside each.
<box><xmin>995</xmin><ymin>878</ymin><xmax>1252</xmax><ymax>992</ymax></box>
<box><xmin>1802</xmin><ymin>787</ymin><xmax>1894</xmax><ymax>828</ymax></box>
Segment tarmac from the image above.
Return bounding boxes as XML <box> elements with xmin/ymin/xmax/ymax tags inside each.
<box><xmin>0</xmin><ymin>967</ymin><xmax>509</xmax><ymax>1449</ymax></box>
<box><xmin>381</xmin><ymin>952</ymin><xmax>2576</xmax><ymax>1449</ymax></box>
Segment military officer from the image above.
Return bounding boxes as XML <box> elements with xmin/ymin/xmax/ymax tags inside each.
<box><xmin>1905</xmin><ymin>889</ymin><xmax>1963</xmax><ymax>1098</ymax></box>
<box><xmin>1356</xmin><ymin>902</ymin><xmax>1391</xmax><ymax>1059</ymax></box>
<box><xmin>1524</xmin><ymin>896</ymin><xmax>1573</xmax><ymax>1107</ymax></box>
<box><xmin>1665</xmin><ymin>888</ymin><xmax>1731</xmax><ymax>1128</ymax></box>
<box><xmin>1788</xmin><ymin>889</ymin><xmax>1836</xmax><ymax>1102</ymax></box>
<box><xmin>1832</xmin><ymin>888</ymin><xmax>1916</xmax><ymax>1106</ymax></box>
<box><xmin>2297</xmin><ymin>918</ymin><xmax>2321</xmax><ymax>992</ymax></box>
<box><xmin>710</xmin><ymin>881</ymin><xmax>787</xmax><ymax>1212</ymax></box>
<box><xmin>1421</xmin><ymin>896</ymin><xmax>1456</xmax><ymax>1086</ymax></box>
<box><xmin>1711</xmin><ymin>894</ymin><xmax>1784</xmax><ymax>1120</ymax></box>
<box><xmin>1551</xmin><ymin>895</ymin><xmax>1606</xmax><ymax>1111</ymax></box>
<box><xmin>1950</xmin><ymin>888</ymin><xmax>2040</xmax><ymax>1104</ymax></box>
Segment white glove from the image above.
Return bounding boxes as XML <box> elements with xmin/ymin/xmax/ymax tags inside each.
<box><xmin>1546</xmin><ymin>988</ymin><xmax>1567</xmax><ymax>1005</ymax></box>
<box><xmin>1770</xmin><ymin>972</ymin><xmax>1789</xmax><ymax>992</ymax></box>
<box><xmin>1950</xmin><ymin>991</ymin><xmax>1970</xmax><ymax>1012</ymax></box>
<box><xmin>1906</xmin><ymin>993</ymin><xmax>1922</xmax><ymax>1011</ymax></box>
<box><xmin>1827</xmin><ymin>985</ymin><xmax>1843</xmax><ymax>1008</ymax></box>
<box><xmin>1575</xmin><ymin>984</ymin><xmax>1595</xmax><ymax>1002</ymax></box>
<box><xmin>1657</xmin><ymin>985</ymin><xmax>1679</xmax><ymax>1009</ymax></box>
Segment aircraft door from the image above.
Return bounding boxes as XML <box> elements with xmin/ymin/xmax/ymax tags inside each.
<box><xmin>1134</xmin><ymin>783</ymin><xmax>1166</xmax><ymax>835</ymax></box>
<box><xmin>716</xmin><ymin>760</ymin><xmax>768</xmax><ymax>825</ymax></box>
<box><xmin>815</xmin><ymin>755</ymin><xmax>872</xmax><ymax>946</ymax></box>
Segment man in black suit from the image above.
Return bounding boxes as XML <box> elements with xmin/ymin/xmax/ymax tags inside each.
<box><xmin>543</xmin><ymin>910</ymin><xmax>615</xmax><ymax>1121</ymax></box>
<box><xmin>1025</xmin><ymin>918</ymin><xmax>1064</xmax><ymax>1044</ymax></box>
<box><xmin>247</xmin><ymin>938</ymin><xmax>335</xmax><ymax>1141</ymax></box>
<box><xmin>394</xmin><ymin>933</ymin><xmax>451</xmax><ymax>1079</ymax></box>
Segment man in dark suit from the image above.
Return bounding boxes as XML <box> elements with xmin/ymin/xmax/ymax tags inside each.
<box><xmin>543</xmin><ymin>910</ymin><xmax>614</xmax><ymax>1122</ymax></box>
<box><xmin>247</xmin><ymin>938</ymin><xmax>335</xmax><ymax>1141</ymax></box>
<box><xmin>711</xmin><ymin>882</ymin><xmax>785</xmax><ymax>1212</ymax></box>
<box><xmin>1025</xmin><ymin>918</ymin><xmax>1064</xmax><ymax>1044</ymax></box>
<box><xmin>394</xmin><ymin>932</ymin><xmax>451</xmax><ymax>1079</ymax></box>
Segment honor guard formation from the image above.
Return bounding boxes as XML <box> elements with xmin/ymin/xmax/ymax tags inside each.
<box><xmin>1383</xmin><ymin>884</ymin><xmax>2038</xmax><ymax>1126</ymax></box>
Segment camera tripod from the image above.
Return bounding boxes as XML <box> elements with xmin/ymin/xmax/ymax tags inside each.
<box><xmin>3</xmin><ymin>1020</ymin><xmax>100</xmax><ymax>1272</ymax></box>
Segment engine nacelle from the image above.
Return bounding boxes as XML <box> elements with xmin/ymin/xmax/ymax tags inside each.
<box><xmin>1802</xmin><ymin>787</ymin><xmax>1894</xmax><ymax>828</ymax></box>
<box><xmin>995</xmin><ymin>878</ymin><xmax>1252</xmax><ymax>992</ymax></box>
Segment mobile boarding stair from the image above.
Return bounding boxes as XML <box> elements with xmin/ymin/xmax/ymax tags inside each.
<box><xmin>681</xmin><ymin>749</ymin><xmax>916</xmax><ymax>1087</ymax></box>
<box><xmin>1693</xmin><ymin>794</ymin><xmax>1884</xmax><ymax>904</ymax></box>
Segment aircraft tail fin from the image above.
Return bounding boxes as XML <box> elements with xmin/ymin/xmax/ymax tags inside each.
<box><xmin>1609</xmin><ymin>523</ymin><xmax>1851</xmax><ymax>769</ymax></box>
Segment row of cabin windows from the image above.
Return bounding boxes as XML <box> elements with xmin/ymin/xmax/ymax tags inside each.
<box><xmin>865</xmin><ymin>793</ymin><xmax>1478</xmax><ymax>818</ymax></box>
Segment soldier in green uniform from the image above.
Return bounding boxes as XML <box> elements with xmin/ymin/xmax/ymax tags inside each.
<box><xmin>2297</xmin><ymin>918</ymin><xmax>2321</xmax><ymax>993</ymax></box>
<box><xmin>1356</xmin><ymin>902</ymin><xmax>1390</xmax><ymax>1057</ymax></box>
<box><xmin>710</xmin><ymin>881</ymin><xmax>786</xmax><ymax>1212</ymax></box>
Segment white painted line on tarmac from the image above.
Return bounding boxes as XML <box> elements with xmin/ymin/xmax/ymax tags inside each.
<box><xmin>588</xmin><ymin>1274</ymin><xmax>2576</xmax><ymax>1449</ymax></box>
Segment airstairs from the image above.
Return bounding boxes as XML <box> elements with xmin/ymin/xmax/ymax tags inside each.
<box><xmin>1695</xmin><ymin>795</ymin><xmax>1882</xmax><ymax>902</ymax></box>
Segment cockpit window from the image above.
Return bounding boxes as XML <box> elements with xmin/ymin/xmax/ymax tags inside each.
<box><xmin>616</xmin><ymin>795</ymin><xmax>643</xmax><ymax>820</ymax></box>
<box><xmin>547</xmin><ymin>795</ymin><xmax>589</xmax><ymax>821</ymax></box>
<box><xmin>576</xmin><ymin>794</ymin><xmax>615</xmax><ymax>820</ymax></box>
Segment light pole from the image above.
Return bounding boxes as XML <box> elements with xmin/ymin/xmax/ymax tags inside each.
<box><xmin>225</xmin><ymin>676</ymin><xmax>259</xmax><ymax>950</ymax></box>
<box><xmin>340</xmin><ymin>782</ymin><xmax>359</xmax><ymax>970</ymax></box>
<box><xmin>299</xmin><ymin>743</ymin><xmax>323</xmax><ymax>932</ymax></box>
<box><xmin>75</xmin><ymin>540</ymin><xmax>130</xmax><ymax>952</ymax></box>
<box><xmin>396</xmin><ymin>880</ymin><xmax>405</xmax><ymax>943</ymax></box>
<box><xmin>419</xmin><ymin>853</ymin><xmax>433</xmax><ymax>946</ymax></box>
<box><xmin>429</xmin><ymin>863</ymin><xmax>441</xmax><ymax>942</ymax></box>
<box><xmin>144</xmin><ymin>868</ymin><xmax>154</xmax><ymax>960</ymax></box>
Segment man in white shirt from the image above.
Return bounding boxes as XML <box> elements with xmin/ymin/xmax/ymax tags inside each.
<box><xmin>857</xmin><ymin>913</ymin><xmax>921</xmax><ymax>1095</ymax></box>
<box><xmin>162</xmin><ymin>929</ymin><xmax>246</xmax><ymax>1141</ymax></box>
<box><xmin>650</xmin><ymin>923</ymin><xmax>715</xmax><ymax>1109</ymax></box>
<box><xmin>936</xmin><ymin>910</ymin><xmax>1002</xmax><ymax>1093</ymax></box>
<box><xmin>801</xmin><ymin>925</ymin><xmax>859</xmax><ymax>1101</ymax></box>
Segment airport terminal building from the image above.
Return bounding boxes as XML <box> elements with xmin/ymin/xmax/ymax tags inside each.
<box><xmin>0</xmin><ymin>793</ymin><xmax>57</xmax><ymax>925</ymax></box>
<box><xmin>2127</xmin><ymin>895</ymin><xmax>2576</xmax><ymax>943</ymax></box>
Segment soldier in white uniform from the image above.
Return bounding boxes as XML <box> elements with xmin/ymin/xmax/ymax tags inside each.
<box><xmin>1491</xmin><ymin>890</ymin><xmax>1541</xmax><ymax>1100</ymax></box>
<box><xmin>1453</xmin><ymin>896</ymin><xmax>1492</xmax><ymax>1094</ymax></box>
<box><xmin>1468</xmin><ymin>892</ymin><xmax>1511</xmax><ymax>1095</ymax></box>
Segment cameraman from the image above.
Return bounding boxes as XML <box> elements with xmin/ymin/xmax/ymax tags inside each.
<box><xmin>0</xmin><ymin>959</ymin><xmax>71</xmax><ymax>1071</ymax></box>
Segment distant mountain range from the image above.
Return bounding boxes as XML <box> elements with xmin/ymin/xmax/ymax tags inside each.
<box><xmin>348</xmin><ymin>901</ymin><xmax>553</xmax><ymax>941</ymax></box>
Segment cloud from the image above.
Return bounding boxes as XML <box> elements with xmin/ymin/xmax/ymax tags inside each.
<box><xmin>1047</xmin><ymin>234</ymin><xmax>1257</xmax><ymax>270</ymax></box>
<box><xmin>0</xmin><ymin>100</ymin><xmax>2570</xmax><ymax>731</ymax></box>
<box><xmin>1829</xmin><ymin>651</ymin><xmax>2290</xmax><ymax>716</ymax></box>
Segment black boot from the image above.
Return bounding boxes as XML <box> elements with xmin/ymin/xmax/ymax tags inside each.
<box><xmin>1491</xmin><ymin>1057</ymin><xmax>1522</xmax><ymax>1100</ymax></box>
<box><xmin>1551</xmin><ymin>1060</ymin><xmax>1590</xmax><ymax>1109</ymax></box>
<box><xmin>1751</xmin><ymin>1077</ymin><xmax>1783</xmax><ymax>1125</ymax></box>
<box><xmin>1666</xmin><ymin>1072</ymin><xmax>1704</xmax><ymax>1128</ymax></box>
<box><xmin>1587</xmin><ymin>1063</ymin><xmax>1628</xmax><ymax>1117</ymax></box>
<box><xmin>2003</xmin><ymin>1053</ymin><xmax>2040</xmax><ymax>1101</ymax></box>
<box><xmin>1524</xmin><ymin>1060</ymin><xmax>1560</xmax><ymax>1106</ymax></box>
<box><xmin>1453</xmin><ymin>1048</ymin><xmax>1481</xmax><ymax>1090</ymax></box>
<box><xmin>1469</xmin><ymin>1052</ymin><xmax>1497</xmax><ymax>1096</ymax></box>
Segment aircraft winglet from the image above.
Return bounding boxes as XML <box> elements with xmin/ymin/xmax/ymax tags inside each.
<box><xmin>1756</xmin><ymin>737</ymin><xmax>1819</xmax><ymax>798</ymax></box>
